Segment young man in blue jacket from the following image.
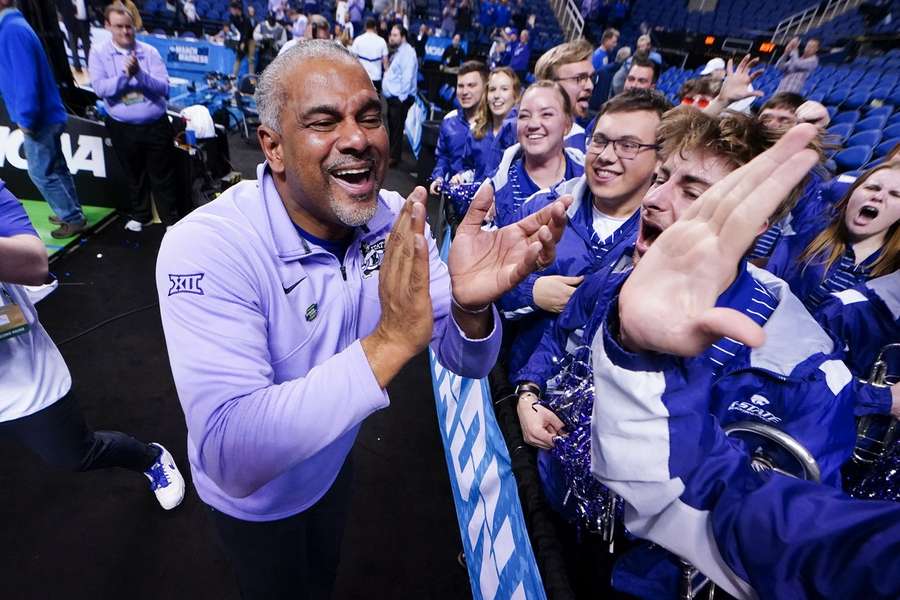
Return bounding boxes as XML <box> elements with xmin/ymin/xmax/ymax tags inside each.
<box><xmin>155</xmin><ymin>40</ymin><xmax>572</xmax><ymax>599</ymax></box>
<box><xmin>499</xmin><ymin>89</ymin><xmax>671</xmax><ymax>377</ymax></box>
<box><xmin>428</xmin><ymin>61</ymin><xmax>488</xmax><ymax>195</ymax></box>
<box><xmin>0</xmin><ymin>2</ymin><xmax>86</xmax><ymax>238</ymax></box>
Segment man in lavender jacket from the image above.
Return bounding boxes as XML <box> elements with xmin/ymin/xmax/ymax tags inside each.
<box><xmin>155</xmin><ymin>40</ymin><xmax>570</xmax><ymax>599</ymax></box>
<box><xmin>89</xmin><ymin>4</ymin><xmax>178</xmax><ymax>232</ymax></box>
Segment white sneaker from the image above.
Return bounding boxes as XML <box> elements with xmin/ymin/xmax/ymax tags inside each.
<box><xmin>23</xmin><ymin>278</ymin><xmax>59</xmax><ymax>304</ymax></box>
<box><xmin>144</xmin><ymin>443</ymin><xmax>186</xmax><ymax>510</ymax></box>
<box><xmin>124</xmin><ymin>219</ymin><xmax>144</xmax><ymax>232</ymax></box>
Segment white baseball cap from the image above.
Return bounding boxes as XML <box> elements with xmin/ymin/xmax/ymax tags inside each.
<box><xmin>700</xmin><ymin>57</ymin><xmax>726</xmax><ymax>75</ymax></box>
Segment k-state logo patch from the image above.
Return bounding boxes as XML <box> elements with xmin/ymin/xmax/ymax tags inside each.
<box><xmin>168</xmin><ymin>273</ymin><xmax>205</xmax><ymax>296</ymax></box>
<box><xmin>360</xmin><ymin>239</ymin><xmax>386</xmax><ymax>279</ymax></box>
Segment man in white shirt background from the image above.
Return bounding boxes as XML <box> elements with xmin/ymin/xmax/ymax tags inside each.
<box><xmin>351</xmin><ymin>18</ymin><xmax>388</xmax><ymax>92</ymax></box>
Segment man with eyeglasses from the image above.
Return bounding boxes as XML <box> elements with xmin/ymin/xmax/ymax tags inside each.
<box><xmin>498</xmin><ymin>89</ymin><xmax>671</xmax><ymax>379</ymax></box>
<box><xmin>534</xmin><ymin>39</ymin><xmax>596</xmax><ymax>148</ymax></box>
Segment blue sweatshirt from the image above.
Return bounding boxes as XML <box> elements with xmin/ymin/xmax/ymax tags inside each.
<box><xmin>430</xmin><ymin>109</ymin><xmax>471</xmax><ymax>183</ymax></box>
<box><xmin>0</xmin><ymin>9</ymin><xmax>67</xmax><ymax>131</ymax></box>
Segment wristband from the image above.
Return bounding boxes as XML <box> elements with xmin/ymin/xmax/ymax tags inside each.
<box><xmin>515</xmin><ymin>382</ymin><xmax>542</xmax><ymax>399</ymax></box>
<box><xmin>451</xmin><ymin>295</ymin><xmax>491</xmax><ymax>315</ymax></box>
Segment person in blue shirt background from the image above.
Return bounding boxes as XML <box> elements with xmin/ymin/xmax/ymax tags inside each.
<box><xmin>508</xmin><ymin>27</ymin><xmax>531</xmax><ymax>83</ymax></box>
<box><xmin>0</xmin><ymin>4</ymin><xmax>86</xmax><ymax>238</ymax></box>
<box><xmin>494</xmin><ymin>0</ymin><xmax>511</xmax><ymax>29</ymax></box>
<box><xmin>591</xmin><ymin>27</ymin><xmax>619</xmax><ymax>72</ymax></box>
<box><xmin>767</xmin><ymin>163</ymin><xmax>900</xmax><ymax>312</ymax></box>
<box><xmin>382</xmin><ymin>24</ymin><xmax>418</xmax><ymax>166</ymax></box>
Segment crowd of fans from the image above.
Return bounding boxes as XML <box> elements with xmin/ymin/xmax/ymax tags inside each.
<box><xmin>0</xmin><ymin>0</ymin><xmax>898</xmax><ymax>597</ymax></box>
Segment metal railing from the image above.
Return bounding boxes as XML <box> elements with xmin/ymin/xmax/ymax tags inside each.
<box><xmin>772</xmin><ymin>0</ymin><xmax>865</xmax><ymax>43</ymax></box>
<box><xmin>549</xmin><ymin>0</ymin><xmax>585</xmax><ymax>41</ymax></box>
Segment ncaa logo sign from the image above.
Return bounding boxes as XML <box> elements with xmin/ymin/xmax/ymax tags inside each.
<box><xmin>0</xmin><ymin>126</ymin><xmax>108</xmax><ymax>177</ymax></box>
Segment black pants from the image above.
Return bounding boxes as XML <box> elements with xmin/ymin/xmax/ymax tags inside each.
<box><xmin>0</xmin><ymin>393</ymin><xmax>158</xmax><ymax>473</ymax></box>
<box><xmin>105</xmin><ymin>115</ymin><xmax>180</xmax><ymax>225</ymax></box>
<box><xmin>386</xmin><ymin>96</ymin><xmax>414</xmax><ymax>163</ymax></box>
<box><xmin>206</xmin><ymin>459</ymin><xmax>354</xmax><ymax>600</ymax></box>
<box><xmin>65</xmin><ymin>18</ymin><xmax>91</xmax><ymax>71</ymax></box>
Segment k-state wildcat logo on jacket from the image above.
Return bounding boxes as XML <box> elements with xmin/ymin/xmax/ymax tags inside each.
<box><xmin>360</xmin><ymin>239</ymin><xmax>386</xmax><ymax>279</ymax></box>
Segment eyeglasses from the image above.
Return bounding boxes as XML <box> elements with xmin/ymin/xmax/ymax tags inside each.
<box><xmin>588</xmin><ymin>135</ymin><xmax>659</xmax><ymax>159</ymax></box>
<box><xmin>681</xmin><ymin>96</ymin><xmax>711</xmax><ymax>109</ymax></box>
<box><xmin>554</xmin><ymin>71</ymin><xmax>599</xmax><ymax>87</ymax></box>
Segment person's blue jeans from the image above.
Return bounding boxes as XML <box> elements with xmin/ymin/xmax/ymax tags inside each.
<box><xmin>22</xmin><ymin>121</ymin><xmax>84</xmax><ymax>224</ymax></box>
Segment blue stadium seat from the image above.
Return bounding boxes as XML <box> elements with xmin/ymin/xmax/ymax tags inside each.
<box><xmin>882</xmin><ymin>123</ymin><xmax>900</xmax><ymax>140</ymax></box>
<box><xmin>843</xmin><ymin>92</ymin><xmax>870</xmax><ymax>110</ymax></box>
<box><xmin>824</xmin><ymin>88</ymin><xmax>849</xmax><ymax>106</ymax></box>
<box><xmin>874</xmin><ymin>138</ymin><xmax>899</xmax><ymax>159</ymax></box>
<box><xmin>865</xmin><ymin>105</ymin><xmax>894</xmax><ymax>120</ymax></box>
<box><xmin>831</xmin><ymin>110</ymin><xmax>860</xmax><ymax>126</ymax></box>
<box><xmin>855</xmin><ymin>114</ymin><xmax>889</xmax><ymax>131</ymax></box>
<box><xmin>888</xmin><ymin>113</ymin><xmax>900</xmax><ymax>128</ymax></box>
<box><xmin>846</xmin><ymin>130</ymin><xmax>881</xmax><ymax>148</ymax></box>
<box><xmin>826</xmin><ymin>122</ymin><xmax>854</xmax><ymax>142</ymax></box>
<box><xmin>833</xmin><ymin>146</ymin><xmax>873</xmax><ymax>173</ymax></box>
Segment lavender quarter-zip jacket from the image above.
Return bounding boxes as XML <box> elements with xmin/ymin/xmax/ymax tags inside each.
<box><xmin>156</xmin><ymin>163</ymin><xmax>501</xmax><ymax>520</ymax></box>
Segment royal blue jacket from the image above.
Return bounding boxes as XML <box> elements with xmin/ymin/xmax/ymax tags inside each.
<box><xmin>430</xmin><ymin>109</ymin><xmax>471</xmax><ymax>183</ymax></box>
<box><xmin>766</xmin><ymin>226</ymin><xmax>883</xmax><ymax>312</ymax></box>
<box><xmin>508</xmin><ymin>40</ymin><xmax>531</xmax><ymax>72</ymax></box>
<box><xmin>0</xmin><ymin>9</ymin><xmax>67</xmax><ymax>131</ymax></box>
<box><xmin>749</xmin><ymin>170</ymin><xmax>834</xmax><ymax>260</ymax></box>
<box><xmin>499</xmin><ymin>175</ymin><xmax>638</xmax><ymax>376</ymax></box>
<box><xmin>489</xmin><ymin>142</ymin><xmax>585</xmax><ymax>227</ymax></box>
<box><xmin>459</xmin><ymin>107</ymin><xmax>518</xmax><ymax>182</ymax></box>
<box><xmin>541</xmin><ymin>263</ymin><xmax>855</xmax><ymax>487</ymax></box>
<box><xmin>814</xmin><ymin>271</ymin><xmax>900</xmax><ymax>415</ymax></box>
<box><xmin>589</xmin><ymin>300</ymin><xmax>898</xmax><ymax>599</ymax></box>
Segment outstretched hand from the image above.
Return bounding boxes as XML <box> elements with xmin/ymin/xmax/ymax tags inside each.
<box><xmin>716</xmin><ymin>55</ymin><xmax>764</xmax><ymax>105</ymax></box>
<box><xmin>618</xmin><ymin>123</ymin><xmax>820</xmax><ymax>357</ymax></box>
<box><xmin>448</xmin><ymin>182</ymin><xmax>572</xmax><ymax>309</ymax></box>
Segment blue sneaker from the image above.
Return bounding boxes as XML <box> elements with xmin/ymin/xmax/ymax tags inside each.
<box><xmin>144</xmin><ymin>443</ymin><xmax>185</xmax><ymax>510</ymax></box>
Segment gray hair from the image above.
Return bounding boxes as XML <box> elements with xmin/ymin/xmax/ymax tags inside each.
<box><xmin>255</xmin><ymin>39</ymin><xmax>359</xmax><ymax>133</ymax></box>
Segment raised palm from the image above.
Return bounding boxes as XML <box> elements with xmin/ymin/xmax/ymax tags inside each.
<box><xmin>619</xmin><ymin>124</ymin><xmax>820</xmax><ymax>356</ymax></box>
<box><xmin>448</xmin><ymin>183</ymin><xmax>572</xmax><ymax>308</ymax></box>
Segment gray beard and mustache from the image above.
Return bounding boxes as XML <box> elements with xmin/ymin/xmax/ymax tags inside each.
<box><xmin>330</xmin><ymin>194</ymin><xmax>378</xmax><ymax>227</ymax></box>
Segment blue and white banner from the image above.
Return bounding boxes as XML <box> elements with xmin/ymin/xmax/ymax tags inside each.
<box><xmin>429</xmin><ymin>232</ymin><xmax>546</xmax><ymax>600</ymax></box>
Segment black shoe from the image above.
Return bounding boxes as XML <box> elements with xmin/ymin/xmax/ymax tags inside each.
<box><xmin>50</xmin><ymin>220</ymin><xmax>88</xmax><ymax>239</ymax></box>
<box><xmin>48</xmin><ymin>214</ymin><xmax>64</xmax><ymax>225</ymax></box>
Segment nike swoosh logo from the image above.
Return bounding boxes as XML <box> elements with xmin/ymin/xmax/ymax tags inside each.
<box><xmin>283</xmin><ymin>279</ymin><xmax>304</xmax><ymax>294</ymax></box>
